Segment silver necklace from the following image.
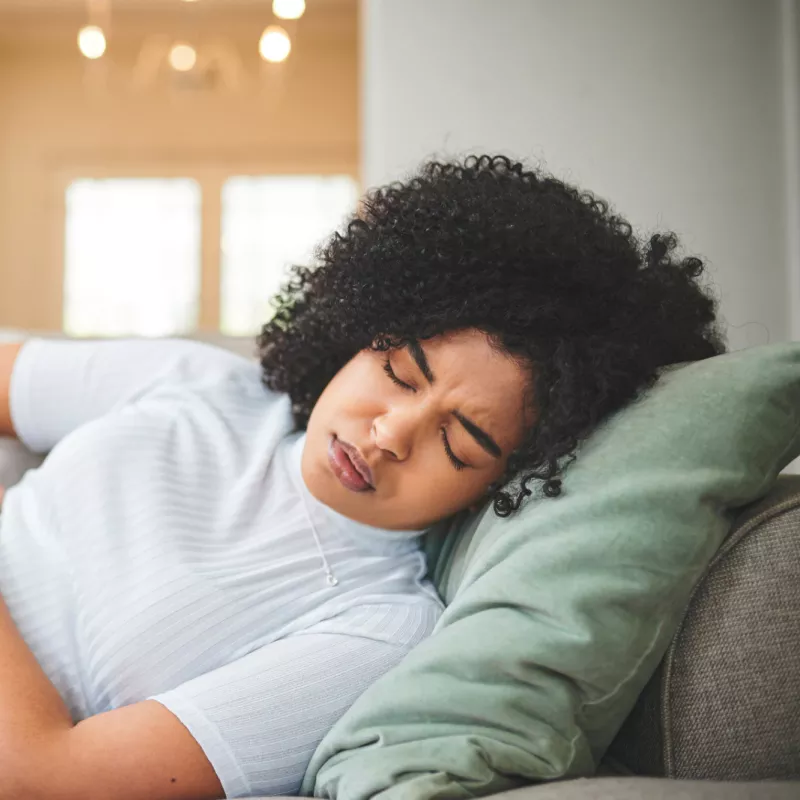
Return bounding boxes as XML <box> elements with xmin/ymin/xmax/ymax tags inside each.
<box><xmin>296</xmin><ymin>485</ymin><xmax>339</xmax><ymax>587</ymax></box>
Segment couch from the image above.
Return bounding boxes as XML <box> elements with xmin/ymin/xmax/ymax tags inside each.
<box><xmin>1</xmin><ymin>330</ymin><xmax>798</xmax><ymax>800</ymax></box>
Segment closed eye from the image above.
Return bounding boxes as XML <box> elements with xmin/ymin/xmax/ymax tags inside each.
<box><xmin>383</xmin><ymin>357</ymin><xmax>415</xmax><ymax>391</ymax></box>
<box><xmin>441</xmin><ymin>428</ymin><xmax>468</xmax><ymax>471</ymax></box>
<box><xmin>383</xmin><ymin>356</ymin><xmax>470</xmax><ymax>471</ymax></box>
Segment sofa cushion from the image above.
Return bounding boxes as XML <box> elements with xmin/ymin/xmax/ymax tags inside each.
<box><xmin>301</xmin><ymin>343</ymin><xmax>800</xmax><ymax>800</ymax></box>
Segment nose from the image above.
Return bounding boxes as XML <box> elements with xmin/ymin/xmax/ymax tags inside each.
<box><xmin>371</xmin><ymin>407</ymin><xmax>418</xmax><ymax>462</ymax></box>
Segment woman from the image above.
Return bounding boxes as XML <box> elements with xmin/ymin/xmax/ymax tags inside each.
<box><xmin>0</xmin><ymin>155</ymin><xmax>724</xmax><ymax>800</ymax></box>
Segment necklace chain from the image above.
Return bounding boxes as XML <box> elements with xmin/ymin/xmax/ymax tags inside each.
<box><xmin>296</xmin><ymin>485</ymin><xmax>339</xmax><ymax>587</ymax></box>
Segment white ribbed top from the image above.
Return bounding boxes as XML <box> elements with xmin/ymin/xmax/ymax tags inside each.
<box><xmin>0</xmin><ymin>338</ymin><xmax>443</xmax><ymax>798</ymax></box>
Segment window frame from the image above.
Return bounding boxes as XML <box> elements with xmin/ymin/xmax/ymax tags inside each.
<box><xmin>50</xmin><ymin>152</ymin><xmax>359</xmax><ymax>337</ymax></box>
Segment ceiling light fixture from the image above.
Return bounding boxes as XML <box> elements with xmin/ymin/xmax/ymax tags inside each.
<box><xmin>78</xmin><ymin>25</ymin><xmax>107</xmax><ymax>59</ymax></box>
<box><xmin>272</xmin><ymin>0</ymin><xmax>305</xmax><ymax>20</ymax></box>
<box><xmin>169</xmin><ymin>42</ymin><xmax>197</xmax><ymax>71</ymax></box>
<box><xmin>259</xmin><ymin>26</ymin><xmax>291</xmax><ymax>63</ymax></box>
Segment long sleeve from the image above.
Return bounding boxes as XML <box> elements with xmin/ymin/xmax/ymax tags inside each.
<box><xmin>8</xmin><ymin>337</ymin><xmax>255</xmax><ymax>454</ymax></box>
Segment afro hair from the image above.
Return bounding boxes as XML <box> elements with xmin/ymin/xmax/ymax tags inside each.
<box><xmin>258</xmin><ymin>154</ymin><xmax>725</xmax><ymax>517</ymax></box>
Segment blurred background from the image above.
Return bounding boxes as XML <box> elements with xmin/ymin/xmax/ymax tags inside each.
<box><xmin>0</xmin><ymin>0</ymin><xmax>796</xmax><ymax>351</ymax></box>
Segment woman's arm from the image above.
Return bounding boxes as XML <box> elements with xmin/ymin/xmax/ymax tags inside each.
<box><xmin>0</xmin><ymin>589</ymin><xmax>76</xmax><ymax>794</ymax></box>
<box><xmin>0</xmin><ymin>588</ymin><xmax>212</xmax><ymax>800</ymax></box>
<box><xmin>0</xmin><ymin>342</ymin><xmax>24</xmax><ymax>439</ymax></box>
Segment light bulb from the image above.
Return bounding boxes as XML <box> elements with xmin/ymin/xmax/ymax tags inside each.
<box><xmin>169</xmin><ymin>43</ymin><xmax>197</xmax><ymax>72</ymax></box>
<box><xmin>273</xmin><ymin>0</ymin><xmax>305</xmax><ymax>20</ymax></box>
<box><xmin>259</xmin><ymin>26</ymin><xmax>291</xmax><ymax>63</ymax></box>
<box><xmin>78</xmin><ymin>25</ymin><xmax>106</xmax><ymax>59</ymax></box>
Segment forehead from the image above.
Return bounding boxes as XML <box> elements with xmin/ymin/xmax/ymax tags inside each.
<box><xmin>415</xmin><ymin>330</ymin><xmax>532</xmax><ymax>431</ymax></box>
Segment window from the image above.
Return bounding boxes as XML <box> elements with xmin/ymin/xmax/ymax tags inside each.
<box><xmin>64</xmin><ymin>178</ymin><xmax>201</xmax><ymax>337</ymax></box>
<box><xmin>62</xmin><ymin>174</ymin><xmax>359</xmax><ymax>338</ymax></box>
<box><xmin>220</xmin><ymin>175</ymin><xmax>359</xmax><ymax>336</ymax></box>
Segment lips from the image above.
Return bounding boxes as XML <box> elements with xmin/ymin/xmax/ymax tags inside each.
<box><xmin>328</xmin><ymin>436</ymin><xmax>375</xmax><ymax>492</ymax></box>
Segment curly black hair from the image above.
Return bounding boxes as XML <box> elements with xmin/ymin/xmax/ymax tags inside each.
<box><xmin>257</xmin><ymin>154</ymin><xmax>725</xmax><ymax>517</ymax></box>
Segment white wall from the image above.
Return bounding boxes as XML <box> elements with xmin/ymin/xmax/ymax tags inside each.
<box><xmin>782</xmin><ymin>0</ymin><xmax>800</xmax><ymax>341</ymax></box>
<box><xmin>361</xmin><ymin>0</ymin><xmax>790</xmax><ymax>350</ymax></box>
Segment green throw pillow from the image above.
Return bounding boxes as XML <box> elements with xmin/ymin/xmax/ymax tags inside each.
<box><xmin>301</xmin><ymin>342</ymin><xmax>800</xmax><ymax>799</ymax></box>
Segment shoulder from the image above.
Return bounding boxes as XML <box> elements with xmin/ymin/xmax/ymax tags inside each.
<box><xmin>134</xmin><ymin>344</ymin><xmax>282</xmax><ymax>417</ymax></box>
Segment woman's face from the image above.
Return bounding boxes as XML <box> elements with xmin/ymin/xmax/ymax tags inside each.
<box><xmin>301</xmin><ymin>328</ymin><xmax>533</xmax><ymax>530</ymax></box>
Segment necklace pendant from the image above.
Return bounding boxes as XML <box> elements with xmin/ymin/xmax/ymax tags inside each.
<box><xmin>326</xmin><ymin>573</ymin><xmax>339</xmax><ymax>587</ymax></box>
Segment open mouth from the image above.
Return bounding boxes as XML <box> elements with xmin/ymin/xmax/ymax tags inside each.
<box><xmin>328</xmin><ymin>435</ymin><xmax>375</xmax><ymax>493</ymax></box>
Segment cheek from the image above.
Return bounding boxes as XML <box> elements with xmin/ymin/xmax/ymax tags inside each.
<box><xmin>408</xmin><ymin>456</ymin><xmax>493</xmax><ymax>511</ymax></box>
<box><xmin>452</xmin><ymin>459</ymin><xmax>510</xmax><ymax>510</ymax></box>
<box><xmin>409</xmin><ymin>476</ymin><xmax>487</xmax><ymax>523</ymax></box>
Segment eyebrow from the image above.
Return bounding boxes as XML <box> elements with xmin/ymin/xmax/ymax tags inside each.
<box><xmin>407</xmin><ymin>338</ymin><xmax>435</xmax><ymax>383</ymax></box>
<box><xmin>407</xmin><ymin>339</ymin><xmax>504</xmax><ymax>459</ymax></box>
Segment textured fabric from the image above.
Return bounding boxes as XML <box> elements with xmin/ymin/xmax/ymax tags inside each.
<box><xmin>665</xmin><ymin>483</ymin><xmax>800</xmax><ymax>780</ymax></box>
<box><xmin>486</xmin><ymin>777</ymin><xmax>800</xmax><ymax>800</ymax></box>
<box><xmin>0</xmin><ymin>337</ymin><xmax>443</xmax><ymax>797</ymax></box>
<box><xmin>0</xmin><ymin>333</ymin><xmax>259</xmax><ymax>491</ymax></box>
<box><xmin>153</xmin><ymin>603</ymin><xmax>440</xmax><ymax>797</ymax></box>
<box><xmin>607</xmin><ymin>476</ymin><xmax>800</xmax><ymax>780</ymax></box>
<box><xmin>248</xmin><ymin>777</ymin><xmax>800</xmax><ymax>800</ymax></box>
<box><xmin>302</xmin><ymin>343</ymin><xmax>800</xmax><ymax>800</ymax></box>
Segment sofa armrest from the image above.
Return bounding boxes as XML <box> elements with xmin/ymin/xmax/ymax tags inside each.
<box><xmin>607</xmin><ymin>475</ymin><xmax>800</xmax><ymax>780</ymax></box>
<box><xmin>486</xmin><ymin>777</ymin><xmax>800</xmax><ymax>800</ymax></box>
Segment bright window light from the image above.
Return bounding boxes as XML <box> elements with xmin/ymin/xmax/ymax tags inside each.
<box><xmin>220</xmin><ymin>175</ymin><xmax>359</xmax><ymax>337</ymax></box>
<box><xmin>64</xmin><ymin>178</ymin><xmax>201</xmax><ymax>337</ymax></box>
